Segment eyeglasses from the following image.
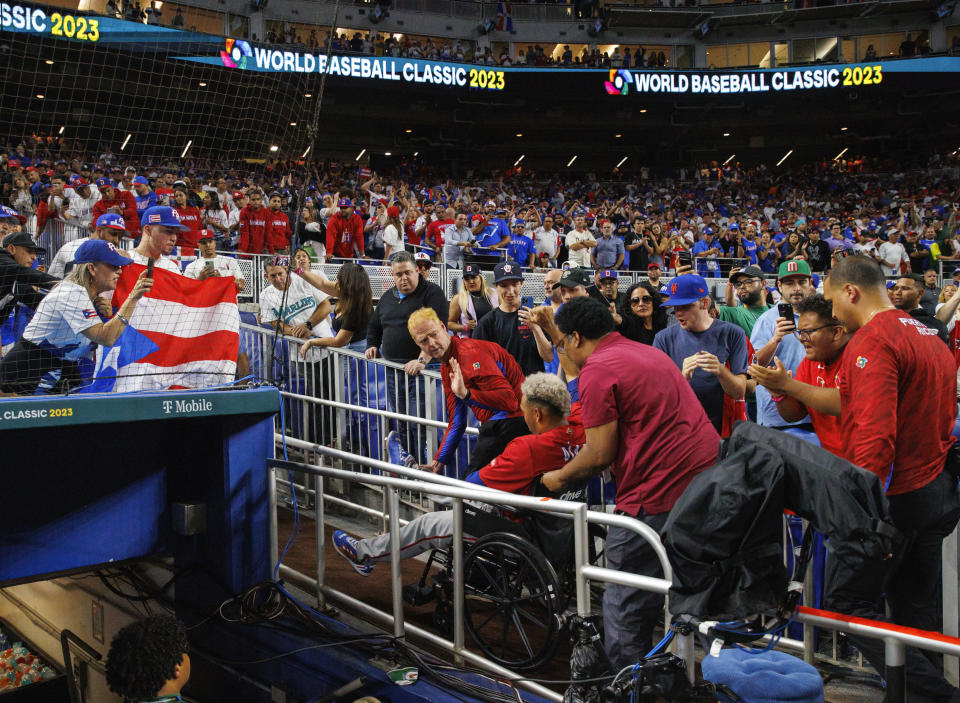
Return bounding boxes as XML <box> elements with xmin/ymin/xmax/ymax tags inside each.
<box><xmin>557</xmin><ymin>332</ymin><xmax>574</xmax><ymax>351</ymax></box>
<box><xmin>733</xmin><ymin>278</ymin><xmax>763</xmax><ymax>288</ymax></box>
<box><xmin>630</xmin><ymin>296</ymin><xmax>653</xmax><ymax>304</ymax></box>
<box><xmin>792</xmin><ymin>323</ymin><xmax>839</xmax><ymax>341</ymax></box>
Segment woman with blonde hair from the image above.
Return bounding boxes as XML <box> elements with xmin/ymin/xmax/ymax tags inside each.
<box><xmin>447</xmin><ymin>264</ymin><xmax>497</xmax><ymax>337</ymax></box>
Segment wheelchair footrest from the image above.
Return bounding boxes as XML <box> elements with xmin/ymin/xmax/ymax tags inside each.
<box><xmin>402</xmin><ymin>581</ymin><xmax>436</xmax><ymax>606</ymax></box>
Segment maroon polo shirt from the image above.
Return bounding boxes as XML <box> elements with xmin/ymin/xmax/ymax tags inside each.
<box><xmin>579</xmin><ymin>332</ymin><xmax>720</xmax><ymax>515</ymax></box>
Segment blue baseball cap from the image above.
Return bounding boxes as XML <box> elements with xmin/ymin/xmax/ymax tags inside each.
<box><xmin>133</xmin><ymin>176</ymin><xmax>149</xmax><ymax>185</ymax></box>
<box><xmin>703</xmin><ymin>226</ymin><xmax>714</xmax><ymax>236</ymax></box>
<box><xmin>140</xmin><ymin>205</ymin><xmax>188</xmax><ymax>230</ymax></box>
<box><xmin>338</xmin><ymin>197</ymin><xmax>352</xmax><ymax>207</ymax></box>
<box><xmin>598</xmin><ymin>269</ymin><xmax>618</xmax><ymax>280</ymax></box>
<box><xmin>0</xmin><ymin>205</ymin><xmax>25</xmax><ymax>223</ymax></box>
<box><xmin>728</xmin><ymin>222</ymin><xmax>739</xmax><ymax>230</ymax></box>
<box><xmin>661</xmin><ymin>274</ymin><xmax>710</xmax><ymax>307</ymax></box>
<box><xmin>886</xmin><ymin>280</ymin><xmax>896</xmax><ymax>289</ymax></box>
<box><xmin>74</xmin><ymin>239</ymin><xmax>131</xmax><ymax>267</ymax></box>
<box><xmin>95</xmin><ymin>213</ymin><xmax>126</xmax><ymax>230</ymax></box>
<box><xmin>95</xmin><ymin>177</ymin><xmax>114</xmax><ymax>189</ymax></box>
<box><xmin>512</xmin><ymin>219</ymin><xmax>525</xmax><ymax>228</ymax></box>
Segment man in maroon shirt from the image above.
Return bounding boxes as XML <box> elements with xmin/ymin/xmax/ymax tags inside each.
<box><xmin>541</xmin><ymin>296</ymin><xmax>720</xmax><ymax>668</ymax></box>
<box><xmin>238</xmin><ymin>191</ymin><xmax>269</xmax><ymax>254</ymax></box>
<box><xmin>325</xmin><ymin>197</ymin><xmax>366</xmax><ymax>261</ymax></box>
<box><xmin>824</xmin><ymin>254</ymin><xmax>960</xmax><ymax>702</ymax></box>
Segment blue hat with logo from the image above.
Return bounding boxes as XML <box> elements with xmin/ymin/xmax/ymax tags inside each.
<box><xmin>141</xmin><ymin>205</ymin><xmax>188</xmax><ymax>230</ymax></box>
<box><xmin>598</xmin><ymin>269</ymin><xmax>618</xmax><ymax>280</ymax></box>
<box><xmin>338</xmin><ymin>197</ymin><xmax>352</xmax><ymax>207</ymax></box>
<box><xmin>95</xmin><ymin>213</ymin><xmax>127</xmax><ymax>230</ymax></box>
<box><xmin>494</xmin><ymin>260</ymin><xmax>524</xmax><ymax>283</ymax></box>
<box><xmin>661</xmin><ymin>274</ymin><xmax>710</xmax><ymax>307</ymax></box>
<box><xmin>74</xmin><ymin>239</ymin><xmax>131</xmax><ymax>267</ymax></box>
<box><xmin>703</xmin><ymin>226</ymin><xmax>714</xmax><ymax>236</ymax></box>
<box><xmin>512</xmin><ymin>219</ymin><xmax>525</xmax><ymax>228</ymax></box>
<box><xmin>95</xmin><ymin>177</ymin><xmax>114</xmax><ymax>189</ymax></box>
<box><xmin>0</xmin><ymin>205</ymin><xmax>24</xmax><ymax>223</ymax></box>
<box><xmin>728</xmin><ymin>222</ymin><xmax>739</xmax><ymax>230</ymax></box>
<box><xmin>133</xmin><ymin>176</ymin><xmax>149</xmax><ymax>185</ymax></box>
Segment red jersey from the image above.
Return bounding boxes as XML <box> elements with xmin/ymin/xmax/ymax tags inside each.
<box><xmin>794</xmin><ymin>351</ymin><xmax>844</xmax><ymax>457</ymax></box>
<box><xmin>476</xmin><ymin>404</ymin><xmax>585</xmax><ymax>494</ymax></box>
<box><xmin>155</xmin><ymin>186</ymin><xmax>175</xmax><ymax>205</ymax></box>
<box><xmin>949</xmin><ymin>323</ymin><xmax>960</xmax><ymax>369</ymax></box>
<box><xmin>580</xmin><ymin>332</ymin><xmax>719</xmax><ymax>515</ymax></box>
<box><xmin>238</xmin><ymin>205</ymin><xmax>269</xmax><ymax>254</ymax></box>
<box><xmin>425</xmin><ymin>218</ymin><xmax>453</xmax><ymax>251</ymax></box>
<box><xmin>92</xmin><ymin>190</ymin><xmax>139</xmax><ymax>236</ymax></box>
<box><xmin>326</xmin><ymin>211</ymin><xmax>365</xmax><ymax>258</ymax></box>
<box><xmin>405</xmin><ymin>220</ymin><xmax>420</xmax><ymax>247</ymax></box>
<box><xmin>174</xmin><ymin>205</ymin><xmax>203</xmax><ymax>252</ymax></box>
<box><xmin>435</xmin><ymin>336</ymin><xmax>525</xmax><ymax>465</ymax></box>
<box><xmin>839</xmin><ymin>309</ymin><xmax>956</xmax><ymax>495</ymax></box>
<box><xmin>266</xmin><ymin>209</ymin><xmax>291</xmax><ymax>253</ymax></box>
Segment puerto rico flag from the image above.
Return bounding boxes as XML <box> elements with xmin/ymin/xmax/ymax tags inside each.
<box><xmin>496</xmin><ymin>2</ymin><xmax>512</xmax><ymax>31</ymax></box>
<box><xmin>89</xmin><ymin>265</ymin><xmax>239</xmax><ymax>392</ymax></box>
<box><xmin>358</xmin><ymin>166</ymin><xmax>372</xmax><ymax>179</ymax></box>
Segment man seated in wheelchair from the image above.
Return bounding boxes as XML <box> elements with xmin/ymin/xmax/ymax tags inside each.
<box><xmin>333</xmin><ymin>373</ymin><xmax>586</xmax><ymax>576</ymax></box>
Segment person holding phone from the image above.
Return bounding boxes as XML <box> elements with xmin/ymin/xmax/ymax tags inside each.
<box><xmin>473</xmin><ymin>260</ymin><xmax>553</xmax><ymax>376</ymax></box>
<box><xmin>183</xmin><ymin>233</ymin><xmax>245</xmax><ymax>291</ymax></box>
<box><xmin>749</xmin><ymin>260</ymin><xmax>818</xmax><ymax>432</ymax></box>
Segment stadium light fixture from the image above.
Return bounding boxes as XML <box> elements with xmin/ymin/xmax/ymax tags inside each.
<box><xmin>639</xmin><ymin>109</ymin><xmax>647</xmax><ymax>113</ymax></box>
<box><xmin>616</xmin><ymin>156</ymin><xmax>628</xmax><ymax>169</ymax></box>
<box><xmin>514</xmin><ymin>154</ymin><xmax>525</xmax><ymax>166</ymax></box>
<box><xmin>58</xmin><ymin>126</ymin><xmax>65</xmax><ymax>135</ymax></box>
<box><xmin>515</xmin><ymin>133</ymin><xmax>523</xmax><ymax>138</ymax></box>
<box><xmin>776</xmin><ymin>149</ymin><xmax>793</xmax><ymax>167</ymax></box>
<box><xmin>269</xmin><ymin>145</ymin><xmax>279</xmax><ymax>152</ymax></box>
<box><xmin>566</xmin><ymin>155</ymin><xmax>578</xmax><ymax>167</ymax></box>
<box><xmin>723</xmin><ymin>154</ymin><xmax>736</xmax><ymax>165</ymax></box>
<box><xmin>121</xmin><ymin>134</ymin><xmax>132</xmax><ymax>151</ymax></box>
<box><xmin>413</xmin><ymin>151</ymin><xmax>419</xmax><ymax>156</ymax></box>
<box><xmin>723</xmin><ymin>132</ymin><xmax>730</xmax><ymax>137</ymax></box>
<box><xmin>35</xmin><ymin>94</ymin><xmax>44</xmax><ymax>99</ymax></box>
<box><xmin>290</xmin><ymin>122</ymin><xmax>297</xmax><ymax>126</ymax></box>
<box><xmin>181</xmin><ymin>140</ymin><xmax>192</xmax><ymax>158</ymax></box>
<box><xmin>198</xmin><ymin>82</ymin><xmax>207</xmax><ymax>87</ymax></box>
<box><xmin>44</xmin><ymin>60</ymin><xmax>54</xmax><ymax>65</ymax></box>
<box><xmin>385</xmin><ymin>152</ymin><xmax>392</xmax><ymax>156</ymax></box>
<box><xmin>405</xmin><ymin>129</ymin><xmax>412</xmax><ymax>134</ymax></box>
<box><xmin>615</xmin><ymin>134</ymin><xmax>622</xmax><ymax>138</ymax></box>
<box><xmin>355</xmin><ymin>148</ymin><xmax>366</xmax><ymax>161</ymax></box>
<box><xmin>304</xmin><ymin>93</ymin><xmax>312</xmax><ymax>98</ymax></box>
<box><xmin>301</xmin><ymin>146</ymin><xmax>310</xmax><ymax>158</ymax></box>
<box><xmin>840</xmin><ymin>126</ymin><xmax>848</xmax><ymax>131</ymax></box>
<box><xmin>834</xmin><ymin>147</ymin><xmax>848</xmax><ymax>161</ymax></box>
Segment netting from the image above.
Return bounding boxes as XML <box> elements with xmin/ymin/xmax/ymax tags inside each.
<box><xmin>0</xmin><ymin>0</ymin><xmax>343</xmax><ymax>395</ymax></box>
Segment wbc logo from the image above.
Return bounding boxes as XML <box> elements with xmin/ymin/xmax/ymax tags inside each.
<box><xmin>604</xmin><ymin>69</ymin><xmax>632</xmax><ymax>96</ymax></box>
<box><xmin>221</xmin><ymin>38</ymin><xmax>252</xmax><ymax>69</ymax></box>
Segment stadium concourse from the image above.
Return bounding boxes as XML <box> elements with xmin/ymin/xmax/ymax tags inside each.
<box><xmin>2</xmin><ymin>149</ymin><xmax>960</xmax><ymax>703</ymax></box>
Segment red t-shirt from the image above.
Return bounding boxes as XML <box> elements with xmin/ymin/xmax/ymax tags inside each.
<box><xmin>579</xmin><ymin>333</ymin><xmax>720</xmax><ymax>515</ymax></box>
<box><xmin>174</xmin><ymin>205</ymin><xmax>203</xmax><ymax>252</ymax></box>
<box><xmin>793</xmin><ymin>351</ymin><xmax>844</xmax><ymax>457</ymax></box>
<box><xmin>839</xmin><ymin>309</ymin><xmax>956</xmax><ymax>495</ymax></box>
<box><xmin>425</xmin><ymin>218</ymin><xmax>453</xmax><ymax>250</ymax></box>
<box><xmin>478</xmin><ymin>405</ymin><xmax>585</xmax><ymax>494</ymax></box>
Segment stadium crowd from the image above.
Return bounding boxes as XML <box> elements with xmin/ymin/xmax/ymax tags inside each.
<box><xmin>2</xmin><ymin>149</ymin><xmax>960</xmax><ymax>698</ymax></box>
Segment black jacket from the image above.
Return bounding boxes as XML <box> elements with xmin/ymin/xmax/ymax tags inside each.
<box><xmin>0</xmin><ymin>250</ymin><xmax>59</xmax><ymax>320</ymax></box>
<box><xmin>662</xmin><ymin>422</ymin><xmax>899</xmax><ymax>621</ymax></box>
<box><xmin>910</xmin><ymin>307</ymin><xmax>950</xmax><ymax>345</ymax></box>
<box><xmin>367</xmin><ymin>276</ymin><xmax>449</xmax><ymax>363</ymax></box>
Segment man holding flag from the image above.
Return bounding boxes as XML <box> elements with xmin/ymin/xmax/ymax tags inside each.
<box><xmin>93</xmin><ymin>206</ymin><xmax>241</xmax><ymax>392</ymax></box>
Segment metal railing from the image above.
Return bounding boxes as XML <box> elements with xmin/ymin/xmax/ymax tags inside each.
<box><xmin>267</xmin><ymin>447</ymin><xmax>677</xmax><ymax>703</ymax></box>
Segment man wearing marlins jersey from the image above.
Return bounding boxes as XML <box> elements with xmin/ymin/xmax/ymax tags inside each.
<box><xmin>258</xmin><ymin>258</ymin><xmax>333</xmax><ymax>360</ymax></box>
<box><xmin>332</xmin><ymin>373</ymin><xmax>586</xmax><ymax>575</ymax></box>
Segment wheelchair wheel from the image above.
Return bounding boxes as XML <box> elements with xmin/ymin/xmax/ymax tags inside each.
<box><xmin>462</xmin><ymin>532</ymin><xmax>562</xmax><ymax>671</ymax></box>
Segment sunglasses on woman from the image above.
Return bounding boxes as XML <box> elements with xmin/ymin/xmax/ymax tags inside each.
<box><xmin>631</xmin><ymin>295</ymin><xmax>653</xmax><ymax>304</ymax></box>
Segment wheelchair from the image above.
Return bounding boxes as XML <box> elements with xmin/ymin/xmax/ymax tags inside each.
<box><xmin>401</xmin><ymin>477</ymin><xmax>604</xmax><ymax>672</ymax></box>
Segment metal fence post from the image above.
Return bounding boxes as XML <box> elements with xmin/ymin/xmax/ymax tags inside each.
<box><xmin>885</xmin><ymin>638</ymin><xmax>906</xmax><ymax>703</ymax></box>
<box><xmin>268</xmin><ymin>466</ymin><xmax>279</xmax><ymax>575</ymax></box>
<box><xmin>452</xmin><ymin>497</ymin><xmax>465</xmax><ymax>665</ymax></box>
<box><xmin>388</xmin><ymin>487</ymin><xmax>405</xmax><ymax>639</ymax></box>
<box><xmin>573</xmin><ymin>504</ymin><xmax>590</xmax><ymax>617</ymax></box>
<box><xmin>314</xmin><ymin>472</ymin><xmax>326</xmax><ymax>609</ymax></box>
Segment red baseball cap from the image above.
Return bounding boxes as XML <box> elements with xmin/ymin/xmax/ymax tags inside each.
<box><xmin>199</xmin><ymin>231</ymin><xmax>216</xmax><ymax>241</ymax></box>
<box><xmin>232</xmin><ymin>191</ymin><xmax>245</xmax><ymax>199</ymax></box>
